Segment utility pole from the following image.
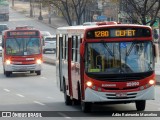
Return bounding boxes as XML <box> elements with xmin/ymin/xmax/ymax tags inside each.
<box><xmin>38</xmin><ymin>0</ymin><xmax>43</xmax><ymax>20</ymax></box>
<box><xmin>12</xmin><ymin>0</ymin><xmax>14</xmax><ymax>7</ymax></box>
<box><xmin>30</xmin><ymin>0</ymin><xmax>33</xmax><ymax>17</ymax></box>
<box><xmin>48</xmin><ymin>1</ymin><xmax>51</xmax><ymax>24</ymax></box>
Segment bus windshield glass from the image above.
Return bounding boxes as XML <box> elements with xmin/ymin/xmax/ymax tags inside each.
<box><xmin>5</xmin><ymin>38</ymin><xmax>41</xmax><ymax>56</ymax></box>
<box><xmin>85</xmin><ymin>41</ymin><xmax>153</xmax><ymax>74</ymax></box>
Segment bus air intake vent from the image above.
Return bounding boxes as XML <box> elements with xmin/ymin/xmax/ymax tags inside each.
<box><xmin>106</xmin><ymin>93</ymin><xmax>137</xmax><ymax>99</ymax></box>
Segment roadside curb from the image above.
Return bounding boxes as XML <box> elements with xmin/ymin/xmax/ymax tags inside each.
<box><xmin>156</xmin><ymin>82</ymin><xmax>160</xmax><ymax>85</ymax></box>
<box><xmin>156</xmin><ymin>75</ymin><xmax>160</xmax><ymax>85</ymax></box>
<box><xmin>43</xmin><ymin>57</ymin><xmax>55</xmax><ymax>65</ymax></box>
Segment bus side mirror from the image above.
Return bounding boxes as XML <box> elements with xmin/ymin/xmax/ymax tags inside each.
<box><xmin>80</xmin><ymin>43</ymin><xmax>84</xmax><ymax>57</ymax></box>
<box><xmin>2</xmin><ymin>43</ymin><xmax>4</xmax><ymax>48</ymax></box>
<box><xmin>41</xmin><ymin>37</ymin><xmax>45</xmax><ymax>46</ymax></box>
<box><xmin>42</xmin><ymin>38</ymin><xmax>45</xmax><ymax>46</ymax></box>
<box><xmin>153</xmin><ymin>43</ymin><xmax>159</xmax><ymax>62</ymax></box>
<box><xmin>1</xmin><ymin>39</ymin><xmax>4</xmax><ymax>48</ymax></box>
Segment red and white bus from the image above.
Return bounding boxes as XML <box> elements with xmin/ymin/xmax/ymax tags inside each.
<box><xmin>2</xmin><ymin>26</ymin><xmax>43</xmax><ymax>77</ymax></box>
<box><xmin>56</xmin><ymin>22</ymin><xmax>158</xmax><ymax>112</ymax></box>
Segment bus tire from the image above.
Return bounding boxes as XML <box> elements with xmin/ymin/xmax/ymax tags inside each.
<box><xmin>6</xmin><ymin>71</ymin><xmax>11</xmax><ymax>77</ymax></box>
<box><xmin>74</xmin><ymin>83</ymin><xmax>81</xmax><ymax>105</ymax></box>
<box><xmin>135</xmin><ymin>100</ymin><xmax>146</xmax><ymax>111</ymax></box>
<box><xmin>81</xmin><ymin>102</ymin><xmax>92</xmax><ymax>113</ymax></box>
<box><xmin>63</xmin><ymin>81</ymin><xmax>72</xmax><ymax>105</ymax></box>
<box><xmin>36</xmin><ymin>71</ymin><xmax>41</xmax><ymax>75</ymax></box>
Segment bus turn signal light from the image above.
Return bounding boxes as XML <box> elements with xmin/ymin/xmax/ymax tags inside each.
<box><xmin>149</xmin><ymin>80</ymin><xmax>155</xmax><ymax>85</ymax></box>
<box><xmin>86</xmin><ymin>81</ymin><xmax>92</xmax><ymax>87</ymax></box>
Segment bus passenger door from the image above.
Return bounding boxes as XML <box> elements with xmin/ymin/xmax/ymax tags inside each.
<box><xmin>67</xmin><ymin>37</ymin><xmax>73</xmax><ymax>98</ymax></box>
<box><xmin>56</xmin><ymin>35</ymin><xmax>63</xmax><ymax>91</ymax></box>
<box><xmin>71</xmin><ymin>36</ymin><xmax>81</xmax><ymax>100</ymax></box>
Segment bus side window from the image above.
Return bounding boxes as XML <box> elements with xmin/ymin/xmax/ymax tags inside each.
<box><xmin>72</xmin><ymin>36</ymin><xmax>76</xmax><ymax>62</ymax></box>
<box><xmin>63</xmin><ymin>35</ymin><xmax>67</xmax><ymax>60</ymax></box>
<box><xmin>75</xmin><ymin>36</ymin><xmax>78</xmax><ymax>62</ymax></box>
<box><xmin>66</xmin><ymin>35</ymin><xmax>68</xmax><ymax>60</ymax></box>
<box><xmin>77</xmin><ymin>36</ymin><xmax>81</xmax><ymax>63</ymax></box>
<box><xmin>62</xmin><ymin>35</ymin><xmax>65</xmax><ymax>59</ymax></box>
<box><xmin>56</xmin><ymin>35</ymin><xmax>59</xmax><ymax>59</ymax></box>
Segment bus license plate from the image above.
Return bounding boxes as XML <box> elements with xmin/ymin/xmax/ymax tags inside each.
<box><xmin>116</xmin><ymin>92</ymin><xmax>127</xmax><ymax>98</ymax></box>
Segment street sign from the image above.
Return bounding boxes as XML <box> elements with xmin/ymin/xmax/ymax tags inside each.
<box><xmin>146</xmin><ymin>17</ymin><xmax>159</xmax><ymax>29</ymax></box>
<box><xmin>153</xmin><ymin>18</ymin><xmax>159</xmax><ymax>28</ymax></box>
<box><xmin>93</xmin><ymin>14</ymin><xmax>98</xmax><ymax>21</ymax></box>
<box><xmin>97</xmin><ymin>15</ymin><xmax>107</xmax><ymax>21</ymax></box>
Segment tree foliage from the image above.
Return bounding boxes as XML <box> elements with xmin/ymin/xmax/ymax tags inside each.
<box><xmin>121</xmin><ymin>0</ymin><xmax>160</xmax><ymax>26</ymax></box>
<box><xmin>47</xmin><ymin>0</ymin><xmax>96</xmax><ymax>26</ymax></box>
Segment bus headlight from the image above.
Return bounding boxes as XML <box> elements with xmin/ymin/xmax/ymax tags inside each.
<box><xmin>6</xmin><ymin>60</ymin><xmax>11</xmax><ymax>65</ymax></box>
<box><xmin>86</xmin><ymin>81</ymin><xmax>92</xmax><ymax>87</ymax></box>
<box><xmin>149</xmin><ymin>80</ymin><xmax>155</xmax><ymax>85</ymax></box>
<box><xmin>36</xmin><ymin>59</ymin><xmax>42</xmax><ymax>64</ymax></box>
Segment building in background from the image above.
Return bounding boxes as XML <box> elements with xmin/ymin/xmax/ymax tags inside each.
<box><xmin>84</xmin><ymin>0</ymin><xmax>129</xmax><ymax>23</ymax></box>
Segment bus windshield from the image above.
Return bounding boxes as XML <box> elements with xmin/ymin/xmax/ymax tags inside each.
<box><xmin>5</xmin><ymin>38</ymin><xmax>41</xmax><ymax>56</ymax></box>
<box><xmin>85</xmin><ymin>41</ymin><xmax>154</xmax><ymax>74</ymax></box>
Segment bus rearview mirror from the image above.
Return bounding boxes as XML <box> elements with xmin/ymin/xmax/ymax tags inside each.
<box><xmin>153</xmin><ymin>43</ymin><xmax>159</xmax><ymax>62</ymax></box>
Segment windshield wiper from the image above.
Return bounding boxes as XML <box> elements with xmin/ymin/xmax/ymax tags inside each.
<box><xmin>126</xmin><ymin>42</ymin><xmax>135</xmax><ymax>56</ymax></box>
<box><xmin>12</xmin><ymin>37</ymin><xmax>21</xmax><ymax>53</ymax></box>
<box><xmin>26</xmin><ymin>37</ymin><xmax>33</xmax><ymax>52</ymax></box>
<box><xmin>103</xmin><ymin>43</ymin><xmax>114</xmax><ymax>57</ymax></box>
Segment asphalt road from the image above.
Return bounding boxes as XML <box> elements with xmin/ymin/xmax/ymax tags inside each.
<box><xmin>0</xmin><ymin>6</ymin><xmax>160</xmax><ymax>120</ymax></box>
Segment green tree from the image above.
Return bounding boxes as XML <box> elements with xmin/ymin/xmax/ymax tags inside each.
<box><xmin>121</xmin><ymin>0</ymin><xmax>160</xmax><ymax>26</ymax></box>
<box><xmin>47</xmin><ymin>0</ymin><xmax>97</xmax><ymax>25</ymax></box>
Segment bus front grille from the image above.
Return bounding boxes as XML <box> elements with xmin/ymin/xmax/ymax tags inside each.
<box><xmin>106</xmin><ymin>93</ymin><xmax>137</xmax><ymax>99</ymax></box>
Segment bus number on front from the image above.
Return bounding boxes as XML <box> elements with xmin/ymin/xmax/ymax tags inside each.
<box><xmin>127</xmin><ymin>82</ymin><xmax>139</xmax><ymax>87</ymax></box>
<box><xmin>95</xmin><ymin>31</ymin><xmax>109</xmax><ymax>37</ymax></box>
<box><xmin>116</xmin><ymin>30</ymin><xmax>136</xmax><ymax>37</ymax></box>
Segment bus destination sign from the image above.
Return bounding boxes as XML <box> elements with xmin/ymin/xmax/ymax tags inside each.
<box><xmin>7</xmin><ymin>31</ymin><xmax>39</xmax><ymax>37</ymax></box>
<box><xmin>86</xmin><ymin>28</ymin><xmax>151</xmax><ymax>39</ymax></box>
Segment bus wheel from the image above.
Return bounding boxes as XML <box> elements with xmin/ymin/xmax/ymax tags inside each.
<box><xmin>36</xmin><ymin>71</ymin><xmax>41</xmax><ymax>75</ymax></box>
<box><xmin>135</xmin><ymin>100</ymin><xmax>146</xmax><ymax>111</ymax></box>
<box><xmin>63</xmin><ymin>81</ymin><xmax>72</xmax><ymax>105</ymax></box>
<box><xmin>81</xmin><ymin>102</ymin><xmax>92</xmax><ymax>113</ymax></box>
<box><xmin>74</xmin><ymin>83</ymin><xmax>81</xmax><ymax>105</ymax></box>
<box><xmin>6</xmin><ymin>71</ymin><xmax>11</xmax><ymax>77</ymax></box>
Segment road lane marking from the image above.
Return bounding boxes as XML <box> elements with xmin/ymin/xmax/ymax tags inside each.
<box><xmin>3</xmin><ymin>89</ymin><xmax>10</xmax><ymax>92</ymax></box>
<box><xmin>47</xmin><ymin>97</ymin><xmax>55</xmax><ymax>100</ymax></box>
<box><xmin>34</xmin><ymin>101</ymin><xmax>45</xmax><ymax>106</ymax></box>
<box><xmin>40</xmin><ymin>77</ymin><xmax>47</xmax><ymax>80</ymax></box>
<box><xmin>16</xmin><ymin>94</ymin><xmax>25</xmax><ymax>98</ymax></box>
<box><xmin>58</xmin><ymin>112</ymin><xmax>72</xmax><ymax>119</ymax></box>
<box><xmin>148</xmin><ymin>102</ymin><xmax>160</xmax><ymax>107</ymax></box>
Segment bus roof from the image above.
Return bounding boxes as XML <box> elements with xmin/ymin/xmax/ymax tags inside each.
<box><xmin>57</xmin><ymin>22</ymin><xmax>151</xmax><ymax>36</ymax></box>
<box><xmin>3</xmin><ymin>26</ymin><xmax>40</xmax><ymax>38</ymax></box>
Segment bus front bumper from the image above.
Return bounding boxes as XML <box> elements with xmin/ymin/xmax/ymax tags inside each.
<box><xmin>4</xmin><ymin>64</ymin><xmax>42</xmax><ymax>72</ymax></box>
<box><xmin>84</xmin><ymin>86</ymin><xmax>155</xmax><ymax>102</ymax></box>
